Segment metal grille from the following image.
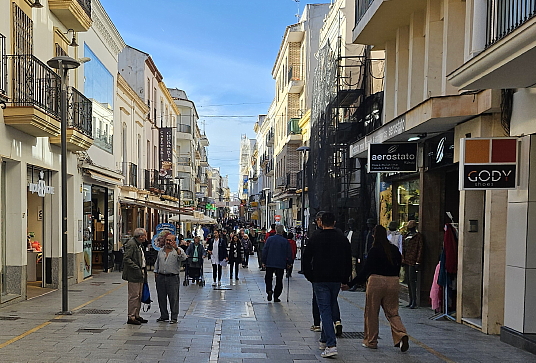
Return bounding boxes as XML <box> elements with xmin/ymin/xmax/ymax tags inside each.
<box><xmin>76</xmin><ymin>0</ymin><xmax>92</xmax><ymax>17</ymax></box>
<box><xmin>13</xmin><ymin>3</ymin><xmax>32</xmax><ymax>55</ymax></box>
<box><xmin>340</xmin><ymin>332</ymin><xmax>366</xmax><ymax>339</ymax></box>
<box><xmin>78</xmin><ymin>309</ymin><xmax>113</xmax><ymax>314</ymax></box>
<box><xmin>55</xmin><ymin>43</ymin><xmax>68</xmax><ymax>57</ymax></box>
<box><xmin>76</xmin><ymin>328</ymin><xmax>105</xmax><ymax>333</ymax></box>
<box><xmin>0</xmin><ymin>316</ymin><xmax>20</xmax><ymax>320</ymax></box>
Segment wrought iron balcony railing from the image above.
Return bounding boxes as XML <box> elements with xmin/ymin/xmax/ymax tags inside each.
<box><xmin>486</xmin><ymin>0</ymin><xmax>536</xmax><ymax>47</ymax></box>
<box><xmin>145</xmin><ymin>169</ymin><xmax>159</xmax><ymax>190</ymax></box>
<box><xmin>122</xmin><ymin>162</ymin><xmax>138</xmax><ymax>188</ymax></box>
<box><xmin>76</xmin><ymin>0</ymin><xmax>92</xmax><ymax>17</ymax></box>
<box><xmin>5</xmin><ymin>54</ymin><xmax>61</xmax><ymax>118</ymax></box>
<box><xmin>0</xmin><ymin>34</ymin><xmax>6</xmax><ymax>102</ymax></box>
<box><xmin>286</xmin><ymin>172</ymin><xmax>298</xmax><ymax>189</ymax></box>
<box><xmin>68</xmin><ymin>86</ymin><xmax>92</xmax><ymax>137</ymax></box>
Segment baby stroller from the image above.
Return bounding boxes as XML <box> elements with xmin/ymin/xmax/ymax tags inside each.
<box><xmin>183</xmin><ymin>256</ymin><xmax>205</xmax><ymax>286</ymax></box>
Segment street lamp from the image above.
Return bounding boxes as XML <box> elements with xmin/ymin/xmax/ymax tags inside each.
<box><xmin>47</xmin><ymin>56</ymin><xmax>81</xmax><ymax>314</ymax></box>
<box><xmin>262</xmin><ymin>187</ymin><xmax>271</xmax><ymax>228</ymax></box>
<box><xmin>175</xmin><ymin>176</ymin><xmax>183</xmax><ymax>235</ymax></box>
<box><xmin>297</xmin><ymin>146</ymin><xmax>310</xmax><ymax>239</ymax></box>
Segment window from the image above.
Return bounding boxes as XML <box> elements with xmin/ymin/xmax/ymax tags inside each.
<box><xmin>84</xmin><ymin>45</ymin><xmax>114</xmax><ymax>109</ymax></box>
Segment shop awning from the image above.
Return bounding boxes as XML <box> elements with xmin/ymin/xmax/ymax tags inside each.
<box><xmin>86</xmin><ymin>170</ymin><xmax>123</xmax><ymax>185</ymax></box>
<box><xmin>119</xmin><ymin>196</ymin><xmax>181</xmax><ymax>214</ymax></box>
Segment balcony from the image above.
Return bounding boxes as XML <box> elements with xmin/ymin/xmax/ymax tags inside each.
<box><xmin>49</xmin><ymin>87</ymin><xmax>93</xmax><ymax>151</ymax></box>
<box><xmin>48</xmin><ymin>0</ymin><xmax>92</xmax><ymax>32</ymax></box>
<box><xmin>199</xmin><ymin>134</ymin><xmax>209</xmax><ymax>147</ymax></box>
<box><xmin>286</xmin><ymin>172</ymin><xmax>298</xmax><ymax>189</ymax></box>
<box><xmin>449</xmin><ymin>0</ymin><xmax>536</xmax><ymax>90</ymax></box>
<box><xmin>353</xmin><ymin>0</ymin><xmax>427</xmax><ymax>48</ymax></box>
<box><xmin>275</xmin><ymin>176</ymin><xmax>286</xmax><ymax>188</ymax></box>
<box><xmin>122</xmin><ymin>162</ymin><xmax>138</xmax><ymax>188</ymax></box>
<box><xmin>144</xmin><ymin>169</ymin><xmax>159</xmax><ymax>192</ymax></box>
<box><xmin>287</xmin><ymin>118</ymin><xmax>302</xmax><ymax>135</ymax></box>
<box><xmin>3</xmin><ymin>54</ymin><xmax>61</xmax><ymax>137</ymax></box>
<box><xmin>0</xmin><ymin>35</ymin><xmax>6</xmax><ymax>104</ymax></box>
<box><xmin>266</xmin><ymin>129</ymin><xmax>274</xmax><ymax>146</ymax></box>
<box><xmin>265</xmin><ymin>160</ymin><xmax>274</xmax><ymax>176</ymax></box>
<box><xmin>287</xmin><ymin>66</ymin><xmax>304</xmax><ymax>93</ymax></box>
<box><xmin>176</xmin><ymin>123</ymin><xmax>192</xmax><ymax>134</ymax></box>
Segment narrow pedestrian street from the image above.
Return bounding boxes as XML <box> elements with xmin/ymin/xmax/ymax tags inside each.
<box><xmin>0</xmin><ymin>258</ymin><xmax>532</xmax><ymax>363</ymax></box>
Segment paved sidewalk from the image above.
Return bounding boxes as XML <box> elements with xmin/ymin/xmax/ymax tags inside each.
<box><xmin>0</xmin><ymin>258</ymin><xmax>533</xmax><ymax>363</ymax></box>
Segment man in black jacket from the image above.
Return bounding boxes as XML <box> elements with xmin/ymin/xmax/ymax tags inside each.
<box><xmin>302</xmin><ymin>212</ymin><xmax>352</xmax><ymax>358</ymax></box>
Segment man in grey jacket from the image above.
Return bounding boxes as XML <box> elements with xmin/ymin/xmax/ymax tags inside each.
<box><xmin>154</xmin><ymin>233</ymin><xmax>187</xmax><ymax>324</ymax></box>
<box><xmin>122</xmin><ymin>228</ymin><xmax>148</xmax><ymax>325</ymax></box>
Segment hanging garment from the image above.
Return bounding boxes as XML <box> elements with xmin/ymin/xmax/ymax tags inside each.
<box><xmin>430</xmin><ymin>262</ymin><xmax>442</xmax><ymax>311</ymax></box>
<box><xmin>444</xmin><ymin>223</ymin><xmax>458</xmax><ymax>274</ymax></box>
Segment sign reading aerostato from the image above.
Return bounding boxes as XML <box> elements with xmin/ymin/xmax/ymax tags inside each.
<box><xmin>460</xmin><ymin>138</ymin><xmax>518</xmax><ymax>190</ymax></box>
<box><xmin>368</xmin><ymin>143</ymin><xmax>418</xmax><ymax>173</ymax></box>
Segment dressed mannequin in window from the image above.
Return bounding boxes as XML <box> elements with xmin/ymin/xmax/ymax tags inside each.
<box><xmin>387</xmin><ymin>221</ymin><xmax>403</xmax><ymax>254</ymax></box>
<box><xmin>402</xmin><ymin>220</ymin><xmax>423</xmax><ymax>309</ymax></box>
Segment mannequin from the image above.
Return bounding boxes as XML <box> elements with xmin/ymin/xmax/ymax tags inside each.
<box><xmin>387</xmin><ymin>221</ymin><xmax>403</xmax><ymax>254</ymax></box>
<box><xmin>402</xmin><ymin>220</ymin><xmax>423</xmax><ymax>309</ymax></box>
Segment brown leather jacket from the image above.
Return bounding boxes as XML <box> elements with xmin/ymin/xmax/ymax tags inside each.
<box><xmin>402</xmin><ymin>232</ymin><xmax>423</xmax><ymax>266</ymax></box>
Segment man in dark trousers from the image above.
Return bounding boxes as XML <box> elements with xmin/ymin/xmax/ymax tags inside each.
<box><xmin>262</xmin><ymin>224</ymin><xmax>293</xmax><ymax>303</ymax></box>
<box><xmin>122</xmin><ymin>228</ymin><xmax>148</xmax><ymax>325</ymax></box>
<box><xmin>302</xmin><ymin>212</ymin><xmax>352</xmax><ymax>358</ymax></box>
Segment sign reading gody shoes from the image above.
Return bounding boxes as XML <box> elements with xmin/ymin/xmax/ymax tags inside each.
<box><xmin>368</xmin><ymin>143</ymin><xmax>418</xmax><ymax>173</ymax></box>
<box><xmin>460</xmin><ymin>138</ymin><xmax>519</xmax><ymax>190</ymax></box>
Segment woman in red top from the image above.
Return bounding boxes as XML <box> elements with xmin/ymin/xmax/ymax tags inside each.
<box><xmin>286</xmin><ymin>232</ymin><xmax>297</xmax><ymax>278</ymax></box>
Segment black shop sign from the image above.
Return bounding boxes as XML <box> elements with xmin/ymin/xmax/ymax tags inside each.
<box><xmin>368</xmin><ymin>143</ymin><xmax>418</xmax><ymax>173</ymax></box>
<box><xmin>462</xmin><ymin>164</ymin><xmax>516</xmax><ymax>189</ymax></box>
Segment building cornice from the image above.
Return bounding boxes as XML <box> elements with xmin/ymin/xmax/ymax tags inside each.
<box><xmin>91</xmin><ymin>0</ymin><xmax>126</xmax><ymax>59</ymax></box>
<box><xmin>117</xmin><ymin>74</ymin><xmax>149</xmax><ymax>114</ymax></box>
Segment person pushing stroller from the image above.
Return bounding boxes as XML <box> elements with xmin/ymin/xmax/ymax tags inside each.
<box><xmin>185</xmin><ymin>237</ymin><xmax>206</xmax><ymax>286</ymax></box>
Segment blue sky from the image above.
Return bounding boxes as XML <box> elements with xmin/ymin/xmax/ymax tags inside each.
<box><xmin>100</xmin><ymin>0</ymin><xmax>318</xmax><ymax>192</ymax></box>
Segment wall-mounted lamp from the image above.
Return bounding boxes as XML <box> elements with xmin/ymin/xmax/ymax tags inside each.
<box><xmin>468</xmin><ymin>220</ymin><xmax>478</xmax><ymax>233</ymax></box>
<box><xmin>408</xmin><ymin>133</ymin><xmax>427</xmax><ymax>142</ymax></box>
<box><xmin>31</xmin><ymin>0</ymin><xmax>44</xmax><ymax>8</ymax></box>
<box><xmin>66</xmin><ymin>29</ymin><xmax>78</xmax><ymax>47</ymax></box>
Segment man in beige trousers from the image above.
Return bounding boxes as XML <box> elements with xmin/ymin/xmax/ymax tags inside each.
<box><xmin>122</xmin><ymin>228</ymin><xmax>148</xmax><ymax>325</ymax></box>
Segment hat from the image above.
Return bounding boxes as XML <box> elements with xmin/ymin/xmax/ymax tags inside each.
<box><xmin>366</xmin><ymin>218</ymin><xmax>376</xmax><ymax>225</ymax></box>
<box><xmin>388</xmin><ymin>221</ymin><xmax>398</xmax><ymax>230</ymax></box>
<box><xmin>407</xmin><ymin>220</ymin><xmax>417</xmax><ymax>229</ymax></box>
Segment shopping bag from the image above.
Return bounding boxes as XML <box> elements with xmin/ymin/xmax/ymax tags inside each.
<box><xmin>141</xmin><ymin>281</ymin><xmax>152</xmax><ymax>311</ymax></box>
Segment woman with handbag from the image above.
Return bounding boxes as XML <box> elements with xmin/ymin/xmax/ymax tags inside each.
<box><xmin>228</xmin><ymin>234</ymin><xmax>244</xmax><ymax>280</ymax></box>
<box><xmin>207</xmin><ymin>230</ymin><xmax>228</xmax><ymax>286</ymax></box>
<box><xmin>241</xmin><ymin>234</ymin><xmax>253</xmax><ymax>268</ymax></box>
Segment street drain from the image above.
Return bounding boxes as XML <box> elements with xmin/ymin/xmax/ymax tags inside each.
<box><xmin>78</xmin><ymin>309</ymin><xmax>114</xmax><ymax>314</ymax></box>
<box><xmin>340</xmin><ymin>332</ymin><xmax>366</xmax><ymax>339</ymax></box>
<box><xmin>77</xmin><ymin>328</ymin><xmax>105</xmax><ymax>333</ymax></box>
<box><xmin>0</xmin><ymin>316</ymin><xmax>20</xmax><ymax>320</ymax></box>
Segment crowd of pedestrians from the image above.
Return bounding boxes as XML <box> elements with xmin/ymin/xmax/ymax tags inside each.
<box><xmin>121</xmin><ymin>215</ymin><xmax>411</xmax><ymax>358</ymax></box>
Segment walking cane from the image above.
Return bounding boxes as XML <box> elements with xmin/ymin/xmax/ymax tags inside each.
<box><xmin>286</xmin><ymin>267</ymin><xmax>290</xmax><ymax>302</ymax></box>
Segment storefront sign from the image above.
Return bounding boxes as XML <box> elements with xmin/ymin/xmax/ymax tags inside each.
<box><xmin>460</xmin><ymin>138</ymin><xmax>518</xmax><ymax>190</ymax></box>
<box><xmin>152</xmin><ymin>223</ymin><xmax>177</xmax><ymax>251</ymax></box>
<box><xmin>28</xmin><ymin>171</ymin><xmax>55</xmax><ymax>197</ymax></box>
<box><xmin>425</xmin><ymin>132</ymin><xmax>454</xmax><ymax>170</ymax></box>
<box><xmin>159</xmin><ymin>127</ymin><xmax>173</xmax><ymax>179</ymax></box>
<box><xmin>350</xmin><ymin>115</ymin><xmax>406</xmax><ymax>158</ymax></box>
<box><xmin>368</xmin><ymin>143</ymin><xmax>418</xmax><ymax>173</ymax></box>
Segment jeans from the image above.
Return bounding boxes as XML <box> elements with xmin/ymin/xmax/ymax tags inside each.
<box><xmin>256</xmin><ymin>243</ymin><xmax>263</xmax><ymax>268</ymax></box>
<box><xmin>313</xmin><ymin>282</ymin><xmax>341</xmax><ymax>347</ymax></box>
<box><xmin>265</xmin><ymin>267</ymin><xmax>284</xmax><ymax>298</ymax></box>
<box><xmin>407</xmin><ymin>265</ymin><xmax>418</xmax><ymax>306</ymax></box>
<box><xmin>312</xmin><ymin>288</ymin><xmax>341</xmax><ymax>326</ymax></box>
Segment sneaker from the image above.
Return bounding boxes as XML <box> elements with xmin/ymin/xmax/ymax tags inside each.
<box><xmin>169</xmin><ymin>319</ymin><xmax>177</xmax><ymax>324</ymax></box>
<box><xmin>321</xmin><ymin>346</ymin><xmax>338</xmax><ymax>358</ymax></box>
<box><xmin>362</xmin><ymin>343</ymin><xmax>377</xmax><ymax>349</ymax></box>
<box><xmin>335</xmin><ymin>321</ymin><xmax>343</xmax><ymax>337</ymax></box>
<box><xmin>319</xmin><ymin>342</ymin><xmax>327</xmax><ymax>350</ymax></box>
<box><xmin>156</xmin><ymin>317</ymin><xmax>169</xmax><ymax>322</ymax></box>
<box><xmin>212</xmin><ymin>282</ymin><xmax>217</xmax><ymax>286</ymax></box>
<box><xmin>217</xmin><ymin>281</ymin><xmax>222</xmax><ymax>286</ymax></box>
<box><xmin>267</xmin><ymin>290</ymin><xmax>273</xmax><ymax>301</ymax></box>
<box><xmin>400</xmin><ymin>335</ymin><xmax>409</xmax><ymax>352</ymax></box>
<box><xmin>310</xmin><ymin>325</ymin><xmax>320</xmax><ymax>331</ymax></box>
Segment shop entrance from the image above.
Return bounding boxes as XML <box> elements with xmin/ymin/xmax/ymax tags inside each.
<box><xmin>26</xmin><ymin>167</ymin><xmax>54</xmax><ymax>298</ymax></box>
